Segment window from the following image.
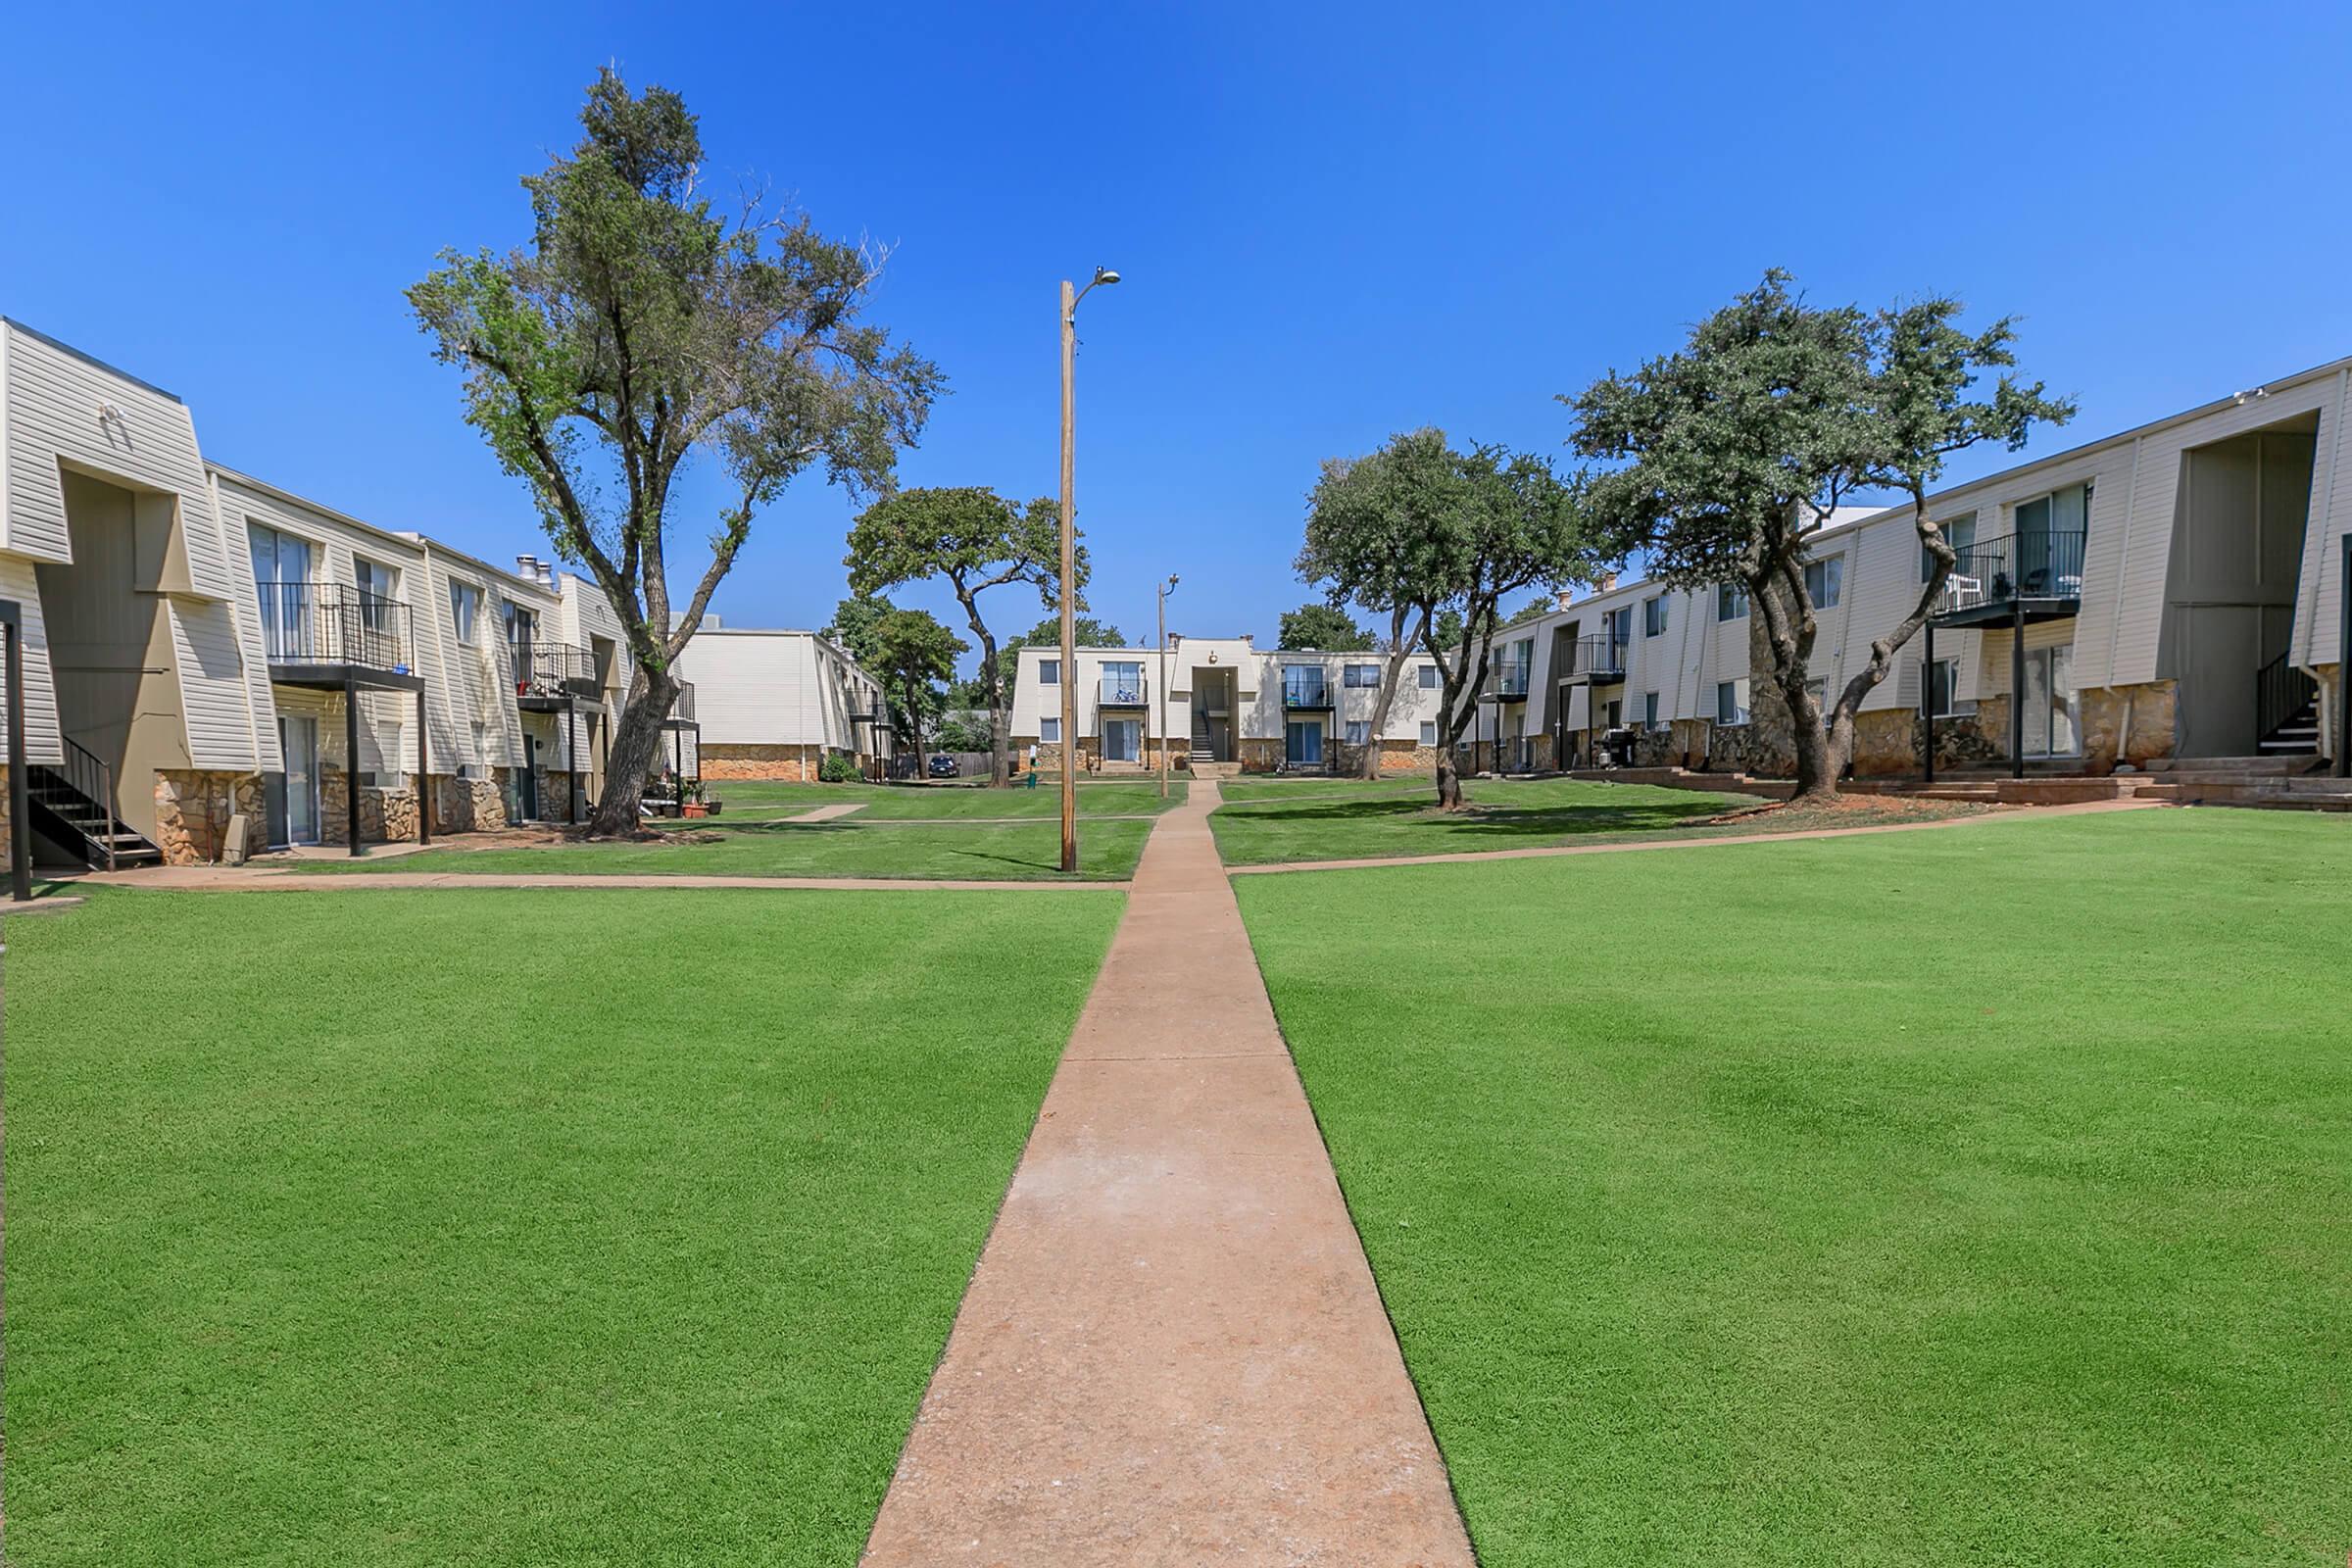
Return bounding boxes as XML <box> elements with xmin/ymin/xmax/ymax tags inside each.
<box><xmin>1419</xmin><ymin>720</ymin><xmax>1438</xmax><ymax>744</ymax></box>
<box><xmin>1717</xmin><ymin>583</ymin><xmax>1747</xmax><ymax>621</ymax></box>
<box><xmin>1923</xmin><ymin>513</ymin><xmax>1978</xmax><ymax>582</ymax></box>
<box><xmin>1642</xmin><ymin>691</ymin><xmax>1660</xmax><ymax>728</ymax></box>
<box><xmin>1716</xmin><ymin>678</ymin><xmax>1750</xmax><ymax>725</ymax></box>
<box><xmin>355</xmin><ymin>557</ymin><xmax>397</xmax><ymax>632</ymax></box>
<box><xmin>1344</xmin><ymin>662</ymin><xmax>1380</xmax><ymax>688</ymax></box>
<box><xmin>1417</xmin><ymin>663</ymin><xmax>1440</xmax><ymax>689</ymax></box>
<box><xmin>1804</xmin><ymin>556</ymin><xmax>1842</xmax><ymax>609</ymax></box>
<box><xmin>1345</xmin><ymin>719</ymin><xmax>1370</xmax><ymax>746</ymax></box>
<box><xmin>1102</xmin><ymin>661</ymin><xmax>1143</xmax><ymax>703</ymax></box>
<box><xmin>450</xmin><ymin>581</ymin><xmax>481</xmax><ymax>644</ymax></box>
<box><xmin>1040</xmin><ymin>717</ymin><xmax>1061</xmax><ymax>743</ymax></box>
<box><xmin>248</xmin><ymin>522</ymin><xmax>313</xmax><ymax>660</ymax></box>
<box><xmin>1039</xmin><ymin>659</ymin><xmax>1060</xmax><ymax>685</ymax></box>
<box><xmin>368</xmin><ymin>718</ymin><xmax>405</xmax><ymax>787</ymax></box>
<box><xmin>1925</xmin><ymin>657</ymin><xmax>1964</xmax><ymax>718</ymax></box>
<box><xmin>463</xmin><ymin>720</ymin><xmax>491</xmax><ymax>781</ymax></box>
<box><xmin>1642</xmin><ymin>595</ymin><xmax>1667</xmax><ymax>637</ymax></box>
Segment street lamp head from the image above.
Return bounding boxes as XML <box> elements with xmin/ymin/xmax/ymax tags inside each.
<box><xmin>1166</xmin><ymin>573</ymin><xmax>1180</xmax><ymax>591</ymax></box>
<box><xmin>1095</xmin><ymin>267</ymin><xmax>1121</xmax><ymax>286</ymax></box>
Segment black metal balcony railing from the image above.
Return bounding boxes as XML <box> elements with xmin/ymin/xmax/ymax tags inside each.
<box><xmin>1282</xmin><ymin>669</ymin><xmax>1334</xmax><ymax>708</ymax></box>
<box><xmin>1492</xmin><ymin>663</ymin><xmax>1531</xmax><ymax>698</ymax></box>
<box><xmin>670</xmin><ymin>680</ymin><xmax>696</xmax><ymax>723</ymax></box>
<box><xmin>1572</xmin><ymin>635</ymin><xmax>1627</xmax><ymax>680</ymax></box>
<box><xmin>1942</xmin><ymin>530</ymin><xmax>2087</xmax><ymax>611</ymax></box>
<box><xmin>514</xmin><ymin>640</ymin><xmax>597</xmax><ymax>697</ymax></box>
<box><xmin>1100</xmin><ymin>672</ymin><xmax>1148</xmax><ymax>706</ymax></box>
<box><xmin>259</xmin><ymin>582</ymin><xmax>412</xmax><ymax>672</ymax></box>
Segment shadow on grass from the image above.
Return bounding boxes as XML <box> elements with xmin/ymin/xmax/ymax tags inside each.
<box><xmin>1218</xmin><ymin>795</ymin><xmax>1744</xmax><ymax>840</ymax></box>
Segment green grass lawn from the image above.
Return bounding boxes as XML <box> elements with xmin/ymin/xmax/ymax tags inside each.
<box><xmin>701</xmin><ymin>777</ymin><xmax>1184</xmax><ymax>820</ymax></box>
<box><xmin>318</xmin><ymin>816</ymin><xmax>1155</xmax><ymax>881</ymax></box>
<box><xmin>1209</xmin><ymin>776</ymin><xmax>1785</xmax><ymax>863</ymax></box>
<box><xmin>1237</xmin><ymin>809</ymin><xmax>2352</xmax><ymax>1565</ymax></box>
<box><xmin>5</xmin><ymin>886</ymin><xmax>1122</xmax><ymax>1566</ymax></box>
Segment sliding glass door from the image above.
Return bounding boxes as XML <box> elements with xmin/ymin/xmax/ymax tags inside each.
<box><xmin>2020</xmin><ymin>645</ymin><xmax>2079</xmax><ymax>758</ymax></box>
<box><xmin>1285</xmin><ymin>720</ymin><xmax>1324</xmax><ymax>767</ymax></box>
<box><xmin>1103</xmin><ymin>719</ymin><xmax>1140</xmax><ymax>762</ymax></box>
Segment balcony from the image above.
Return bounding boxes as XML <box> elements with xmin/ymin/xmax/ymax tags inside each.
<box><xmin>259</xmin><ymin>582</ymin><xmax>421</xmax><ymax>692</ymax></box>
<box><xmin>514</xmin><ymin>641</ymin><xmax>600</xmax><ymax>708</ymax></box>
<box><xmin>1099</xmin><ymin>671</ymin><xmax>1149</xmax><ymax>708</ymax></box>
<box><xmin>662</xmin><ymin>680</ymin><xmax>698</xmax><ymax>730</ymax></box>
<box><xmin>1931</xmin><ymin>530</ymin><xmax>2085</xmax><ymax>628</ymax></box>
<box><xmin>1486</xmin><ymin>663</ymin><xmax>1532</xmax><ymax>701</ymax></box>
<box><xmin>1281</xmin><ymin>669</ymin><xmax>1336</xmax><ymax>710</ymax></box>
<box><xmin>1563</xmin><ymin>635</ymin><xmax>1627</xmax><ymax>683</ymax></box>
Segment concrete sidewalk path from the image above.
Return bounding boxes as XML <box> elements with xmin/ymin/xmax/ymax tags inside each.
<box><xmin>861</xmin><ymin>781</ymin><xmax>1472</xmax><ymax>1567</ymax></box>
<box><xmin>68</xmin><ymin>866</ymin><xmax>1125</xmax><ymax>894</ymax></box>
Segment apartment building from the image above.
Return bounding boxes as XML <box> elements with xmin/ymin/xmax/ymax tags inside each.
<box><xmin>671</xmin><ymin>624</ymin><xmax>894</xmax><ymax>779</ymax></box>
<box><xmin>1008</xmin><ymin>638</ymin><xmax>1449</xmax><ymax>773</ymax></box>
<box><xmin>1479</xmin><ymin>356</ymin><xmax>2352</xmax><ymax>780</ymax></box>
<box><xmin>0</xmin><ymin>317</ymin><xmax>687</xmax><ymax>866</ymax></box>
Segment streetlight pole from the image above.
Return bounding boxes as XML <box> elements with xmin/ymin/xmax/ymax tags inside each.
<box><xmin>1058</xmin><ymin>266</ymin><xmax>1120</xmax><ymax>872</ymax></box>
<box><xmin>1157</xmin><ymin>574</ymin><xmax>1179</xmax><ymax>799</ymax></box>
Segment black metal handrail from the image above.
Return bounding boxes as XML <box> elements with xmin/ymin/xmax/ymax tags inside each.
<box><xmin>258</xmin><ymin>582</ymin><xmax>413</xmax><ymax>671</ymax></box>
<box><xmin>1100</xmin><ymin>672</ymin><xmax>1148</xmax><ymax>706</ymax></box>
<box><xmin>1282</xmin><ymin>668</ymin><xmax>1334</xmax><ymax>707</ymax></box>
<box><xmin>1943</xmin><ymin>529</ymin><xmax>2086</xmax><ymax>608</ymax></box>
<box><xmin>1573</xmin><ymin>635</ymin><xmax>1627</xmax><ymax>680</ymax></box>
<box><xmin>514</xmin><ymin>640</ymin><xmax>595</xmax><ymax>696</ymax></box>
<box><xmin>58</xmin><ymin>736</ymin><xmax>121</xmax><ymax>872</ymax></box>
<box><xmin>2256</xmin><ymin>651</ymin><xmax>2317</xmax><ymax>743</ymax></box>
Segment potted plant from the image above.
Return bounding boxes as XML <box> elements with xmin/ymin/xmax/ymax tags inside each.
<box><xmin>680</xmin><ymin>777</ymin><xmax>709</xmax><ymax>818</ymax></box>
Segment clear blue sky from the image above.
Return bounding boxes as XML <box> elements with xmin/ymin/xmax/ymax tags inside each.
<box><xmin>10</xmin><ymin>2</ymin><xmax>2352</xmax><ymax>665</ymax></box>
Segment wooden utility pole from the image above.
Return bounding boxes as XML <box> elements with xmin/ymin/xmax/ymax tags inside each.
<box><xmin>1058</xmin><ymin>277</ymin><xmax>1079</xmax><ymax>872</ymax></box>
<box><xmin>1157</xmin><ymin>575</ymin><xmax>1178</xmax><ymax>799</ymax></box>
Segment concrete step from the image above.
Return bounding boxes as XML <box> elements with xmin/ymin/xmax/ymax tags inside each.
<box><xmin>2141</xmin><ymin>755</ymin><xmax>2323</xmax><ymax>775</ymax></box>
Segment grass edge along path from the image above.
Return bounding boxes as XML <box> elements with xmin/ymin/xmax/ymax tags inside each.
<box><xmin>5</xmin><ymin>884</ymin><xmax>1125</xmax><ymax>1567</ymax></box>
<box><xmin>1236</xmin><ymin>808</ymin><xmax>2352</xmax><ymax>1567</ymax></box>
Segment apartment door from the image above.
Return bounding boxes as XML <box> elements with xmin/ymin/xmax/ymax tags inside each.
<box><xmin>519</xmin><ymin>734</ymin><xmax>542</xmax><ymax>819</ymax></box>
<box><xmin>1103</xmin><ymin>718</ymin><xmax>1141</xmax><ymax>762</ymax></box>
<box><xmin>280</xmin><ymin>715</ymin><xmax>320</xmax><ymax>844</ymax></box>
<box><xmin>1285</xmin><ymin>720</ymin><xmax>1323</xmax><ymax>767</ymax></box>
<box><xmin>2019</xmin><ymin>645</ymin><xmax>2080</xmax><ymax>758</ymax></box>
<box><xmin>249</xmin><ymin>523</ymin><xmax>313</xmax><ymax>660</ymax></box>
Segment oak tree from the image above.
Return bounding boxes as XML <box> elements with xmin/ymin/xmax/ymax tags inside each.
<box><xmin>409</xmin><ymin>69</ymin><xmax>939</xmax><ymax>833</ymax></box>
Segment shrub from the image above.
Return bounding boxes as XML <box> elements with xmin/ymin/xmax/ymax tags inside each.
<box><xmin>818</xmin><ymin>752</ymin><xmax>861</xmax><ymax>784</ymax></box>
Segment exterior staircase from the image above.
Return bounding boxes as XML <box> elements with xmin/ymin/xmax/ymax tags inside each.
<box><xmin>2257</xmin><ymin>698</ymin><xmax>2321</xmax><ymax>758</ymax></box>
<box><xmin>27</xmin><ymin>740</ymin><xmax>165</xmax><ymax>870</ymax></box>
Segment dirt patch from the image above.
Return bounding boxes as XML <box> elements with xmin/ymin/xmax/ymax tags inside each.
<box><xmin>1697</xmin><ymin>794</ymin><xmax>1995</xmax><ymax>830</ymax></box>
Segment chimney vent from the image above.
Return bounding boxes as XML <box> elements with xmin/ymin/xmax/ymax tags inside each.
<box><xmin>1597</xmin><ymin>571</ymin><xmax>1618</xmax><ymax>594</ymax></box>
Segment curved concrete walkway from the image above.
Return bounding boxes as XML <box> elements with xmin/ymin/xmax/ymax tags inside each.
<box><xmin>861</xmin><ymin>781</ymin><xmax>1472</xmax><ymax>1567</ymax></box>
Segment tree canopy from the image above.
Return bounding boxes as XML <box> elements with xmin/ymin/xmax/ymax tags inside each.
<box><xmin>1277</xmin><ymin>603</ymin><xmax>1373</xmax><ymax>651</ymax></box>
<box><xmin>408</xmin><ymin>68</ymin><xmax>939</xmax><ymax>832</ymax></box>
<box><xmin>1304</xmin><ymin>429</ymin><xmax>1595</xmax><ymax>804</ymax></box>
<box><xmin>845</xmin><ymin>485</ymin><xmax>1068</xmax><ymax>785</ymax></box>
<box><xmin>868</xmin><ymin>607</ymin><xmax>967</xmax><ymax>763</ymax></box>
<box><xmin>1566</xmin><ymin>270</ymin><xmax>2073</xmax><ymax>796</ymax></box>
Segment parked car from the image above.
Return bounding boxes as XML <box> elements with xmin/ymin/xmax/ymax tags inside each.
<box><xmin>927</xmin><ymin>754</ymin><xmax>959</xmax><ymax>778</ymax></box>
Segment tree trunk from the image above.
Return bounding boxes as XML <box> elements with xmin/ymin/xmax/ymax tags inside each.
<box><xmin>1827</xmin><ymin>488</ymin><xmax>1955</xmax><ymax>779</ymax></box>
<box><xmin>1358</xmin><ymin>606</ymin><xmax>1425</xmax><ymax>780</ymax></box>
<box><xmin>955</xmin><ymin>588</ymin><xmax>1012</xmax><ymax>788</ymax></box>
<box><xmin>587</xmin><ymin>668</ymin><xmax>679</xmax><ymax>836</ymax></box>
<box><xmin>1434</xmin><ymin>744</ymin><xmax>1463</xmax><ymax>808</ymax></box>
